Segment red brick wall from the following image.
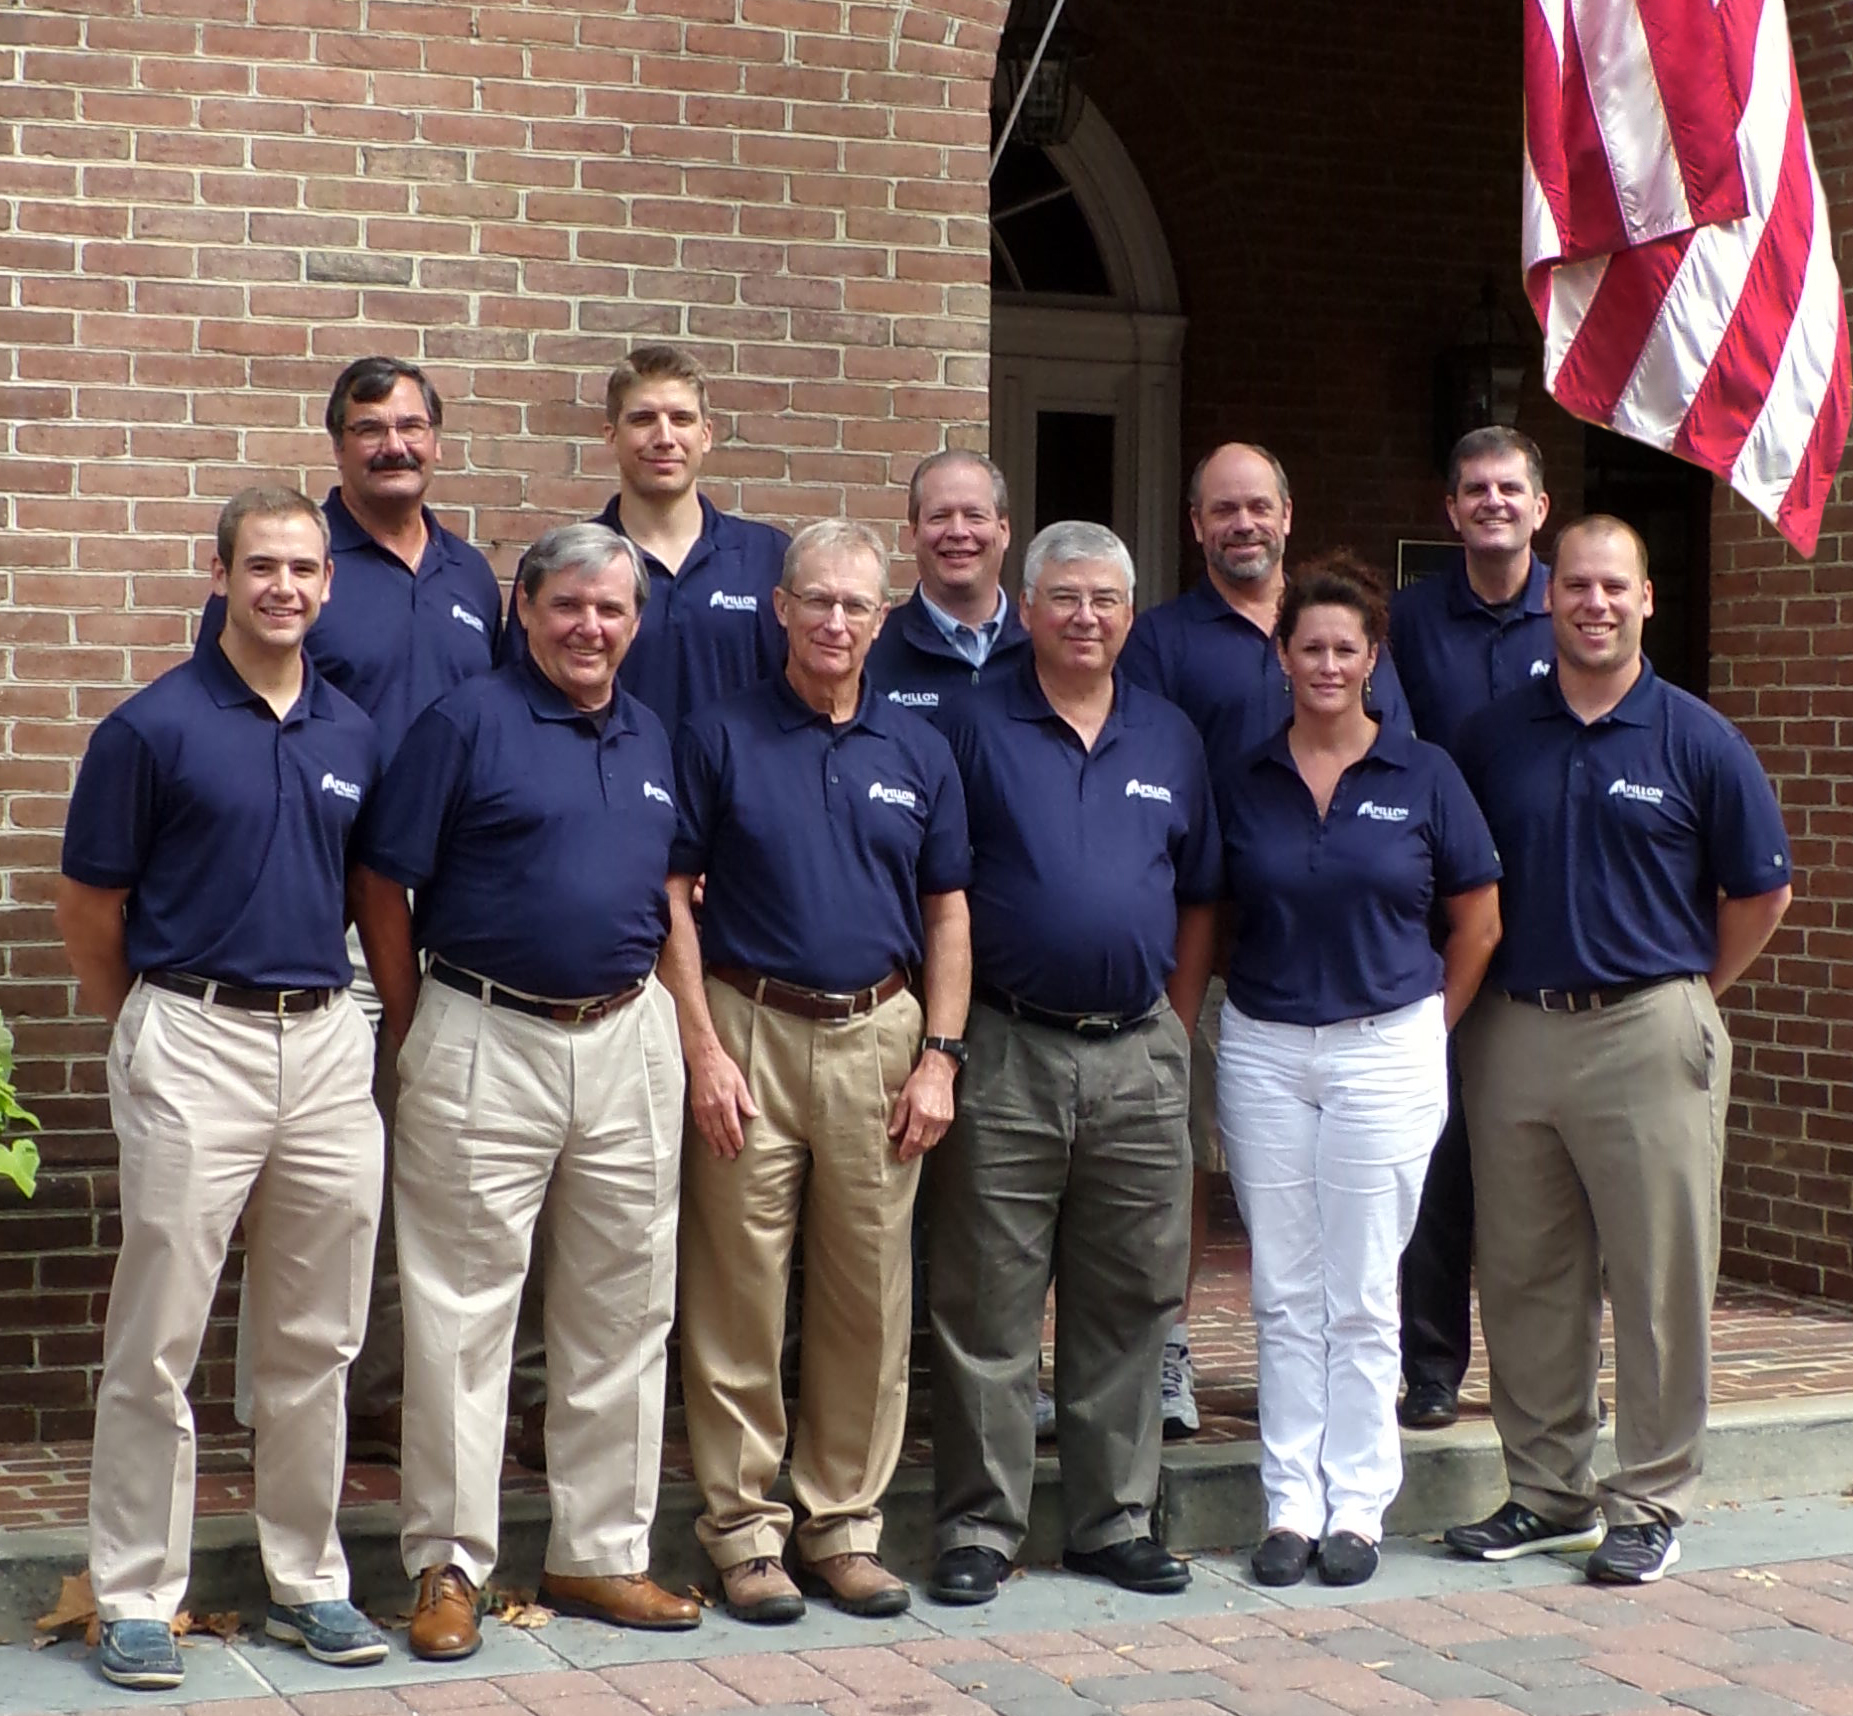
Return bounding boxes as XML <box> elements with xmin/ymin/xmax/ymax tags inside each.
<box><xmin>1709</xmin><ymin>0</ymin><xmax>1853</xmax><ymax>1302</ymax></box>
<box><xmin>0</xmin><ymin>0</ymin><xmax>1010</xmax><ymax>1440</ymax></box>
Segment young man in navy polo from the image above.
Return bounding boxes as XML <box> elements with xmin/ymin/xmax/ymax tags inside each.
<box><xmin>927</xmin><ymin>520</ymin><xmax>1219</xmax><ymax>1608</ymax></box>
<box><xmin>864</xmin><ymin>449</ymin><xmax>1032</xmax><ymax>727</ymax></box>
<box><xmin>504</xmin><ymin>344</ymin><xmax>789</xmax><ymax>734</ymax></box>
<box><xmin>1445</xmin><ymin>515</ymin><xmax>1791</xmax><ymax>1584</ymax></box>
<box><xmin>663</xmin><ymin>519</ymin><xmax>971</xmax><ymax>1625</ymax></box>
<box><xmin>351</xmin><ymin>523</ymin><xmax>701</xmax><ymax>1659</ymax></box>
<box><xmin>202</xmin><ymin>357</ymin><xmax>505</xmax><ymax>1457</ymax></box>
<box><xmin>58</xmin><ymin>487</ymin><xmax>387</xmax><ymax>1690</ymax></box>
<box><xmin>1120</xmin><ymin>442</ymin><xmax>1416</xmax><ymax>1440</ymax></box>
<box><xmin>1387</xmin><ymin>426</ymin><xmax>1556</xmax><ymax>1432</ymax></box>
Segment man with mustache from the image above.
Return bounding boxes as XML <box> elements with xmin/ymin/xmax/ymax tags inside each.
<box><xmin>1121</xmin><ymin>443</ymin><xmax>1413</xmax><ymax>1441</ymax></box>
<box><xmin>201</xmin><ymin>358</ymin><xmax>504</xmax><ymax>1462</ymax></box>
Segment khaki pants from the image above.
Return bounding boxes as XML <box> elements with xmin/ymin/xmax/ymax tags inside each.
<box><xmin>394</xmin><ymin>976</ymin><xmax>684</xmax><ymax>1585</ymax></box>
<box><xmin>1188</xmin><ymin>976</ymin><xmax>1227</xmax><ymax>1172</ymax></box>
<box><xmin>930</xmin><ymin>1002</ymin><xmax>1191</xmax><ymax>1557</ymax></box>
<box><xmin>680</xmin><ymin>977</ymin><xmax>924</xmax><ymax>1569</ymax></box>
<box><xmin>1460</xmin><ymin>980</ymin><xmax>1731</xmax><ymax>1528</ymax></box>
<box><xmin>90</xmin><ymin>980</ymin><xmax>382</xmax><ymax>1622</ymax></box>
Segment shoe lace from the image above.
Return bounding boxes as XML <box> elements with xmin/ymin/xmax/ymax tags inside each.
<box><xmin>1161</xmin><ymin>1343</ymin><xmax>1192</xmax><ymax>1400</ymax></box>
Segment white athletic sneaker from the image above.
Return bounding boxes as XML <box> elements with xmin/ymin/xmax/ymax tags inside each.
<box><xmin>1161</xmin><ymin>1325</ymin><xmax>1199</xmax><ymax>1439</ymax></box>
<box><xmin>1034</xmin><ymin>1387</ymin><xmax>1057</xmax><ymax>1439</ymax></box>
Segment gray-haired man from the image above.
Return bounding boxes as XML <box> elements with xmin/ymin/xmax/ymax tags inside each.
<box><xmin>928</xmin><ymin>521</ymin><xmax>1220</xmax><ymax>1605</ymax></box>
<box><xmin>352</xmin><ymin>523</ymin><xmax>701</xmax><ymax>1658</ymax></box>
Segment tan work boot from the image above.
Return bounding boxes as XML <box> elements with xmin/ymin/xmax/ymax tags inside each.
<box><xmin>803</xmin><ymin>1550</ymin><xmax>911</xmax><ymax>1617</ymax></box>
<box><xmin>718</xmin><ymin>1556</ymin><xmax>805</xmax><ymax>1625</ymax></box>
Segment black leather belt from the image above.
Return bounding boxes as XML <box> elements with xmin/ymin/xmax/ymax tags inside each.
<box><xmin>710</xmin><ymin>965</ymin><xmax>908</xmax><ymax>1022</ymax></box>
<box><xmin>975</xmin><ymin>983</ymin><xmax>1163</xmax><ymax>1040</ymax></box>
<box><xmin>144</xmin><ymin>970</ymin><xmax>336</xmax><ymax>1015</ymax></box>
<box><xmin>429</xmin><ymin>958</ymin><xmax>648</xmax><ymax>1025</ymax></box>
<box><xmin>1509</xmin><ymin>978</ymin><xmax>1667</xmax><ymax>1015</ymax></box>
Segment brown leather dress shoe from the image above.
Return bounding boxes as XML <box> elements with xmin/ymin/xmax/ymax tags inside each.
<box><xmin>802</xmin><ymin>1551</ymin><xmax>911</xmax><ymax>1617</ymax></box>
<box><xmin>409</xmin><ymin>1564</ymin><xmax>481</xmax><ymax>1661</ymax></box>
<box><xmin>537</xmin><ymin>1571</ymin><xmax>701</xmax><ymax>1632</ymax></box>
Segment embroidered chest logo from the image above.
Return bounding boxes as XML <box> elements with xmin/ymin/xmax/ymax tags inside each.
<box><xmin>1356</xmin><ymin>799</ymin><xmax>1410</xmax><ymax>822</ymax></box>
<box><xmin>1530</xmin><ymin>658</ymin><xmax>1551</xmax><ymax>677</ymax></box>
<box><xmin>320</xmin><ymin>771</ymin><xmax>363</xmax><ymax>804</ymax></box>
<box><xmin>451</xmin><ymin>603</ymin><xmax>487</xmax><ymax>635</ymax></box>
<box><xmin>1608</xmin><ymin>777</ymin><xmax>1666</xmax><ymax>806</ymax></box>
<box><xmin>642</xmin><ymin>781</ymin><xmax>673</xmax><ymax>807</ymax></box>
<box><xmin>1124</xmin><ymin>779</ymin><xmax>1173</xmax><ymax>804</ymax></box>
<box><xmin>709</xmin><ymin>591</ymin><xmax>758</xmax><ymax>612</ymax></box>
<box><xmin>868</xmin><ymin>782</ymin><xmax>918</xmax><ymax>808</ymax></box>
<box><xmin>886</xmin><ymin>689</ymin><xmax>939</xmax><ymax>708</ymax></box>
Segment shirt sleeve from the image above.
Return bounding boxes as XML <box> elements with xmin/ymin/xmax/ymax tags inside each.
<box><xmin>1430</xmin><ymin>750</ymin><xmax>1503</xmax><ymax>895</ymax></box>
<box><xmin>1118</xmin><ymin>610</ymin><xmax>1168</xmax><ymax>696</ymax></box>
<box><xmin>1704</xmin><ymin>728</ymin><xmax>1792</xmax><ymax>898</ymax></box>
<box><xmin>1173</xmin><ymin>725</ymin><xmax>1224</xmax><ymax>904</ymax></box>
<box><xmin>756</xmin><ymin>528</ymin><xmax>792</xmax><ymax>683</ymax></box>
<box><xmin>351</xmin><ymin>704</ymin><xmax>473</xmax><ymax>890</ymax></box>
<box><xmin>670</xmin><ymin>716</ymin><xmax>725</xmax><ymax>877</ymax></box>
<box><xmin>61</xmin><ymin>714</ymin><xmax>158</xmax><ymax>889</ymax></box>
<box><xmin>915</xmin><ymin>730</ymin><xmax>972</xmax><ymax>896</ymax></box>
<box><xmin>1369</xmin><ymin>646</ymin><xmax>1416</xmax><ymax>738</ymax></box>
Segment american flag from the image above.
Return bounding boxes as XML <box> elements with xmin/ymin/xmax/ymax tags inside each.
<box><xmin>1524</xmin><ymin>0</ymin><xmax>1850</xmax><ymax>556</ymax></box>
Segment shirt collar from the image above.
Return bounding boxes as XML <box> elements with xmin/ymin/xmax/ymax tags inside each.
<box><xmin>1254</xmin><ymin>715</ymin><xmax>1416</xmax><ymax>775</ymax></box>
<box><xmin>1182</xmin><ymin>573</ymin><xmax>1273</xmax><ymax>636</ymax></box>
<box><xmin>1535</xmin><ymin>658</ymin><xmax>1661</xmax><ymax>728</ymax></box>
<box><xmin>770</xmin><ymin>667</ymin><xmax>883</xmax><ymax>734</ymax></box>
<box><xmin>1444</xmin><ymin>549</ymin><xmax>1551</xmax><ymax>619</ymax></box>
<box><xmin>515</xmin><ymin>655</ymin><xmax>638</xmax><ymax>735</ymax></box>
<box><xmin>1003</xmin><ymin>652</ymin><xmax>1143</xmax><ymax>734</ymax></box>
<box><xmin>324</xmin><ymin>486</ymin><xmax>452</xmax><ymax>573</ymax></box>
<box><xmin>196</xmin><ymin>636</ymin><xmax>326</xmax><ymax>727</ymax></box>
<box><xmin>918</xmin><ymin>583</ymin><xmax>1006</xmax><ymax>642</ymax></box>
<box><xmin>594</xmin><ymin>491</ymin><xmax>723</xmax><ymax>574</ymax></box>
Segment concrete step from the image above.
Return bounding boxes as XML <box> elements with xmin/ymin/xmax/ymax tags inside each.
<box><xmin>4</xmin><ymin>1394</ymin><xmax>1850</xmax><ymax>1632</ymax></box>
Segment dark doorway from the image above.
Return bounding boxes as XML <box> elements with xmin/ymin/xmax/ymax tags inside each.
<box><xmin>1581</xmin><ymin>428</ymin><xmax>1714</xmax><ymax>697</ymax></box>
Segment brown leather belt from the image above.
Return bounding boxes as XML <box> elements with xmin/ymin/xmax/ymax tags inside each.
<box><xmin>429</xmin><ymin>958</ymin><xmax>648</xmax><ymax>1025</ymax></box>
<box><xmin>1509</xmin><ymin>977</ymin><xmax>1667</xmax><ymax>1014</ymax></box>
<box><xmin>144</xmin><ymin>970</ymin><xmax>336</xmax><ymax>1015</ymax></box>
<box><xmin>710</xmin><ymin>964</ymin><xmax>908</xmax><ymax>1023</ymax></box>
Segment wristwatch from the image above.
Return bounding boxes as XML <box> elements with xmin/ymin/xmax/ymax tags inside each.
<box><xmin>921</xmin><ymin>1035</ymin><xmax>969</xmax><ymax>1069</ymax></box>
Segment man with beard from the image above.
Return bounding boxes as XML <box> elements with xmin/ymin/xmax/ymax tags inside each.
<box><xmin>200</xmin><ymin>358</ymin><xmax>504</xmax><ymax>1461</ymax></box>
<box><xmin>1121</xmin><ymin>443</ymin><xmax>1413</xmax><ymax>1440</ymax></box>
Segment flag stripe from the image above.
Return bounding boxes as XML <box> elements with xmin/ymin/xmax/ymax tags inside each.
<box><xmin>1521</xmin><ymin>0</ymin><xmax>1849</xmax><ymax>557</ymax></box>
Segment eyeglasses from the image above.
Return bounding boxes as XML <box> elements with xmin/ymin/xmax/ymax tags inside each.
<box><xmin>342</xmin><ymin>416</ymin><xmax>434</xmax><ymax>445</ymax></box>
<box><xmin>789</xmin><ymin>591</ymin><xmax>883</xmax><ymax>622</ymax></box>
<box><xmin>1040</xmin><ymin>588</ymin><xmax>1127</xmax><ymax>615</ymax></box>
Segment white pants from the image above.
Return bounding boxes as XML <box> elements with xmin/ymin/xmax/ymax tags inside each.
<box><xmin>394</xmin><ymin>974</ymin><xmax>684</xmax><ymax>1586</ymax></box>
<box><xmin>92</xmin><ymin>980</ymin><xmax>382</xmax><ymax>1621</ymax></box>
<box><xmin>1216</xmin><ymin>994</ymin><xmax>1447</xmax><ymax>1541</ymax></box>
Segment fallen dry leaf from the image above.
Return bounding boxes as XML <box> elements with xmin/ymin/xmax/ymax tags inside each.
<box><xmin>36</xmin><ymin>1571</ymin><xmax>98</xmax><ymax>1637</ymax></box>
<box><xmin>1734</xmin><ymin>1568</ymin><xmax>1782</xmax><ymax>1586</ymax></box>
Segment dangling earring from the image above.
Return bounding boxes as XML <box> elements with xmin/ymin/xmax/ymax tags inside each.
<box><xmin>1364</xmin><ymin>674</ymin><xmax>1375</xmax><ymax>704</ymax></box>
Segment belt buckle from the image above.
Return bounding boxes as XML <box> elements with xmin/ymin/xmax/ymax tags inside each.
<box><xmin>272</xmin><ymin>989</ymin><xmax>291</xmax><ymax>1018</ymax></box>
<box><xmin>1536</xmin><ymin>990</ymin><xmax>1570</xmax><ymax>1014</ymax></box>
<box><xmin>1074</xmin><ymin>1013</ymin><xmax>1120</xmax><ymax>1039</ymax></box>
<box><xmin>571</xmin><ymin>997</ymin><xmax>603</xmax><ymax>1025</ymax></box>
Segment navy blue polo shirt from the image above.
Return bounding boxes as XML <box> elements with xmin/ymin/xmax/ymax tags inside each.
<box><xmin>355</xmin><ymin>659</ymin><xmax>677</xmax><ymax>999</ymax></box>
<box><xmin>1216</xmin><ymin>724</ymin><xmax>1501</xmax><ymax>1027</ymax></box>
<box><xmin>1455</xmin><ymin>664</ymin><xmax>1791</xmax><ymax>994</ymax></box>
<box><xmin>61</xmin><ymin>642</ymin><xmax>377</xmax><ymax>989</ymax></box>
<box><xmin>1121</xmin><ymin>576</ymin><xmax>1414</xmax><ymax>760</ymax></box>
<box><xmin>944</xmin><ymin>662</ymin><xmax>1222</xmax><ymax>1015</ymax></box>
<box><xmin>1389</xmin><ymin>551</ymin><xmax>1556</xmax><ymax>759</ymax></box>
<box><xmin>864</xmin><ymin>587</ymin><xmax>1034</xmax><ymax>730</ymax></box>
<box><xmin>672</xmin><ymin>672</ymin><xmax>971</xmax><ymax>992</ymax></box>
<box><xmin>198</xmin><ymin>489</ymin><xmax>502</xmax><ymax>764</ymax></box>
<box><xmin>503</xmin><ymin>493</ymin><xmax>788</xmax><ymax>733</ymax></box>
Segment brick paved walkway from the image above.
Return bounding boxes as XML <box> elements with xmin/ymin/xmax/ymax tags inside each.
<box><xmin>5</xmin><ymin>1208</ymin><xmax>1853</xmax><ymax>1533</ymax></box>
<box><xmin>9</xmin><ymin>1496</ymin><xmax>1853</xmax><ymax>1714</ymax></box>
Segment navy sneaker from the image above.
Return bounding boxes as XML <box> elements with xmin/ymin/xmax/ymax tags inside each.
<box><xmin>1585</xmin><ymin>1521</ymin><xmax>1680</xmax><ymax>1585</ymax></box>
<box><xmin>266</xmin><ymin>1599</ymin><xmax>390</xmax><ymax>1665</ymax></box>
<box><xmin>1444</xmin><ymin>1500</ymin><xmax>1606</xmax><ymax>1561</ymax></box>
<box><xmin>98</xmin><ymin>1619</ymin><xmax>184</xmax><ymax>1690</ymax></box>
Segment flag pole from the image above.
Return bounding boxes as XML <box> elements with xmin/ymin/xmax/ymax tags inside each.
<box><xmin>989</xmin><ymin>0</ymin><xmax>1071</xmax><ymax>177</ymax></box>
